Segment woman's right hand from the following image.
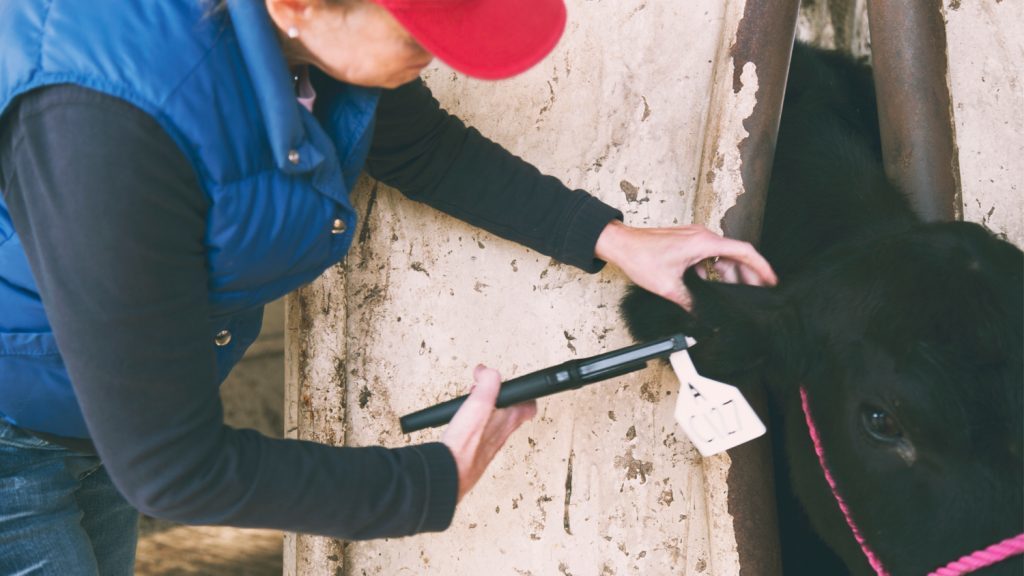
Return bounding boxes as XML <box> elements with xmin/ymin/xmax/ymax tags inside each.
<box><xmin>594</xmin><ymin>220</ymin><xmax>777</xmax><ymax>310</ymax></box>
<box><xmin>441</xmin><ymin>365</ymin><xmax>537</xmax><ymax>503</ymax></box>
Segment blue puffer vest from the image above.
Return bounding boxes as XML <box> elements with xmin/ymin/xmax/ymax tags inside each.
<box><xmin>0</xmin><ymin>0</ymin><xmax>379</xmax><ymax>438</ymax></box>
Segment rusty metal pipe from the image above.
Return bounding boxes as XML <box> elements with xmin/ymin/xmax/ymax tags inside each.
<box><xmin>692</xmin><ymin>1</ymin><xmax>800</xmax><ymax>574</ymax></box>
<box><xmin>722</xmin><ymin>3</ymin><xmax>802</xmax><ymax>574</ymax></box>
<box><xmin>867</xmin><ymin>0</ymin><xmax>962</xmax><ymax>222</ymax></box>
<box><xmin>718</xmin><ymin>0</ymin><xmax>803</xmax><ymax>244</ymax></box>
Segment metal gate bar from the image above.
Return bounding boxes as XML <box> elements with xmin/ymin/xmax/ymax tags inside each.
<box><xmin>694</xmin><ymin>1</ymin><xmax>801</xmax><ymax>574</ymax></box>
<box><xmin>867</xmin><ymin>0</ymin><xmax>962</xmax><ymax>221</ymax></box>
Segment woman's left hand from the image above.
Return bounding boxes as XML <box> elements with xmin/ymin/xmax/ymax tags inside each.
<box><xmin>595</xmin><ymin>219</ymin><xmax>777</xmax><ymax>310</ymax></box>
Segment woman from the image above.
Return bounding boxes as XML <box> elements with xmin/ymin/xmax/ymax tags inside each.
<box><xmin>0</xmin><ymin>0</ymin><xmax>776</xmax><ymax>573</ymax></box>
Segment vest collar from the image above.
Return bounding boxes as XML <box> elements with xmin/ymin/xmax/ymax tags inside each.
<box><xmin>227</xmin><ymin>0</ymin><xmax>324</xmax><ymax>174</ymax></box>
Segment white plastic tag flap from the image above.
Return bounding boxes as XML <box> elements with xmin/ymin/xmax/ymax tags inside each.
<box><xmin>670</xmin><ymin>349</ymin><xmax>766</xmax><ymax>457</ymax></box>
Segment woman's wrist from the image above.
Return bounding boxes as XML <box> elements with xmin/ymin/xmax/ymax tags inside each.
<box><xmin>594</xmin><ymin>219</ymin><xmax>630</xmax><ymax>267</ymax></box>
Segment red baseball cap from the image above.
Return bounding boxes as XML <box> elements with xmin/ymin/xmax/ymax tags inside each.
<box><xmin>372</xmin><ymin>0</ymin><xmax>567</xmax><ymax>80</ymax></box>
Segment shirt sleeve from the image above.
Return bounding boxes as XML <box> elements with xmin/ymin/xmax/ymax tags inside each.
<box><xmin>0</xmin><ymin>85</ymin><xmax>457</xmax><ymax>539</ymax></box>
<box><xmin>366</xmin><ymin>78</ymin><xmax>623</xmax><ymax>273</ymax></box>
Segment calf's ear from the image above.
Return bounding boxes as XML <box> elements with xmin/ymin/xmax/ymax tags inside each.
<box><xmin>620</xmin><ymin>267</ymin><xmax>799</xmax><ymax>380</ymax></box>
<box><xmin>620</xmin><ymin>280</ymin><xmax>707</xmax><ymax>344</ymax></box>
<box><xmin>682</xmin><ymin>267</ymin><xmax>800</xmax><ymax>381</ymax></box>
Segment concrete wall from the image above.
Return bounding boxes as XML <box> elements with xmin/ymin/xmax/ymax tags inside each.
<box><xmin>282</xmin><ymin>1</ymin><xmax>1023</xmax><ymax>575</ymax></box>
<box><xmin>945</xmin><ymin>0</ymin><xmax>1024</xmax><ymax>245</ymax></box>
<box><xmin>287</xmin><ymin>1</ymin><xmax>755</xmax><ymax>574</ymax></box>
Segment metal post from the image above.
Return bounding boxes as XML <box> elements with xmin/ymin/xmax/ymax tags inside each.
<box><xmin>867</xmin><ymin>0</ymin><xmax>962</xmax><ymax>221</ymax></box>
<box><xmin>693</xmin><ymin>0</ymin><xmax>800</xmax><ymax>574</ymax></box>
<box><xmin>696</xmin><ymin>0</ymin><xmax>802</xmax><ymax>245</ymax></box>
<box><xmin>724</xmin><ymin>0</ymin><xmax>803</xmax><ymax>243</ymax></box>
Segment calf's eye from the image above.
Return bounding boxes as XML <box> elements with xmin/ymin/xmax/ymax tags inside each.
<box><xmin>862</xmin><ymin>408</ymin><xmax>903</xmax><ymax>442</ymax></box>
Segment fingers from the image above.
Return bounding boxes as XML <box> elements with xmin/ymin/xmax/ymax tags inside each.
<box><xmin>591</xmin><ymin>221</ymin><xmax>778</xmax><ymax>310</ymax></box>
<box><xmin>444</xmin><ymin>366</ymin><xmax>498</xmax><ymax>442</ymax></box>
<box><xmin>662</xmin><ymin>283</ymin><xmax>693</xmax><ymax>311</ymax></box>
<box><xmin>702</xmin><ymin>236</ymin><xmax>777</xmax><ymax>286</ymax></box>
<box><xmin>469</xmin><ymin>364</ymin><xmax>501</xmax><ymax>405</ymax></box>
<box><xmin>715</xmin><ymin>260</ymin><xmax>741</xmax><ymax>284</ymax></box>
<box><xmin>737</xmin><ymin>262</ymin><xmax>766</xmax><ymax>286</ymax></box>
<box><xmin>709</xmin><ymin>257</ymin><xmax>768</xmax><ymax>287</ymax></box>
<box><xmin>675</xmin><ymin>291</ymin><xmax>694</xmax><ymax>312</ymax></box>
<box><xmin>475</xmin><ymin>400</ymin><xmax>535</xmax><ymax>467</ymax></box>
<box><xmin>442</xmin><ymin>365</ymin><xmax>536</xmax><ymax>502</ymax></box>
<box><xmin>467</xmin><ymin>365</ymin><xmax>535</xmax><ymax>426</ymax></box>
<box><xmin>683</xmin><ymin>228</ymin><xmax>776</xmax><ymax>287</ymax></box>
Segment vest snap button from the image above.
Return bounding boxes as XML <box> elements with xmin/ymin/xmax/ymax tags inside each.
<box><xmin>214</xmin><ymin>329</ymin><xmax>232</xmax><ymax>347</ymax></box>
<box><xmin>331</xmin><ymin>218</ymin><xmax>347</xmax><ymax>234</ymax></box>
<box><xmin>287</xmin><ymin>149</ymin><xmax>301</xmax><ymax>165</ymax></box>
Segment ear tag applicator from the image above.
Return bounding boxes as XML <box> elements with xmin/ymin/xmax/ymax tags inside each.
<box><xmin>670</xmin><ymin>343</ymin><xmax>766</xmax><ymax>457</ymax></box>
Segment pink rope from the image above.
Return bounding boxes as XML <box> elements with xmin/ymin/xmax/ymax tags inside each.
<box><xmin>927</xmin><ymin>533</ymin><xmax>1024</xmax><ymax>576</ymax></box>
<box><xmin>800</xmin><ymin>387</ymin><xmax>890</xmax><ymax>576</ymax></box>
<box><xmin>800</xmin><ymin>387</ymin><xmax>1023</xmax><ymax>576</ymax></box>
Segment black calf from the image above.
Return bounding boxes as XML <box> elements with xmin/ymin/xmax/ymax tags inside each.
<box><xmin>621</xmin><ymin>44</ymin><xmax>1023</xmax><ymax>575</ymax></box>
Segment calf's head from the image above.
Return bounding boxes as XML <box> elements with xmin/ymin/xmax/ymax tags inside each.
<box><xmin>622</xmin><ymin>221</ymin><xmax>1023</xmax><ymax>574</ymax></box>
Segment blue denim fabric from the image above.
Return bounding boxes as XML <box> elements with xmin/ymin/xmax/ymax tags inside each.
<box><xmin>0</xmin><ymin>422</ymin><xmax>138</xmax><ymax>575</ymax></box>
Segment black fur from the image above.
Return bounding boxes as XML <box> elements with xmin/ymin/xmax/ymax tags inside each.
<box><xmin>621</xmin><ymin>43</ymin><xmax>1024</xmax><ymax>575</ymax></box>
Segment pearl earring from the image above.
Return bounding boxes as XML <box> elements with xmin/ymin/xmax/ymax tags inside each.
<box><xmin>287</xmin><ymin>26</ymin><xmax>299</xmax><ymax>39</ymax></box>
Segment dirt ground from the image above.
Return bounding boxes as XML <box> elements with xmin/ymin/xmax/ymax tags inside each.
<box><xmin>136</xmin><ymin>520</ymin><xmax>282</xmax><ymax>576</ymax></box>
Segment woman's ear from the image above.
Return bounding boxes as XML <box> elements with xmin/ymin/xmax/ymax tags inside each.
<box><xmin>264</xmin><ymin>0</ymin><xmax>315</xmax><ymax>36</ymax></box>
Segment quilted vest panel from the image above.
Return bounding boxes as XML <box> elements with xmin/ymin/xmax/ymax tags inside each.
<box><xmin>0</xmin><ymin>0</ymin><xmax>378</xmax><ymax>437</ymax></box>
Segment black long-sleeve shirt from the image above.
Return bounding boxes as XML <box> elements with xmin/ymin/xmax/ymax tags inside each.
<box><xmin>0</xmin><ymin>80</ymin><xmax>621</xmax><ymax>540</ymax></box>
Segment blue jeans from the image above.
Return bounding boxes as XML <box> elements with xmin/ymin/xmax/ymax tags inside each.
<box><xmin>0</xmin><ymin>421</ymin><xmax>138</xmax><ymax>575</ymax></box>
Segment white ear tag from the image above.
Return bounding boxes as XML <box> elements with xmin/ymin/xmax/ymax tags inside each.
<box><xmin>669</xmin><ymin>350</ymin><xmax>766</xmax><ymax>457</ymax></box>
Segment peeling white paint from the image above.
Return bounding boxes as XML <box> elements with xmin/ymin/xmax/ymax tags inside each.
<box><xmin>694</xmin><ymin>61</ymin><xmax>760</xmax><ymax>236</ymax></box>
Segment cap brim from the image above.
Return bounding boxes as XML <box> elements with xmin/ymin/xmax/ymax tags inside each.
<box><xmin>383</xmin><ymin>0</ymin><xmax>567</xmax><ymax>80</ymax></box>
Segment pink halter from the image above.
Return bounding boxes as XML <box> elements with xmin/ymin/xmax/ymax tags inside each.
<box><xmin>799</xmin><ymin>387</ymin><xmax>1024</xmax><ymax>576</ymax></box>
